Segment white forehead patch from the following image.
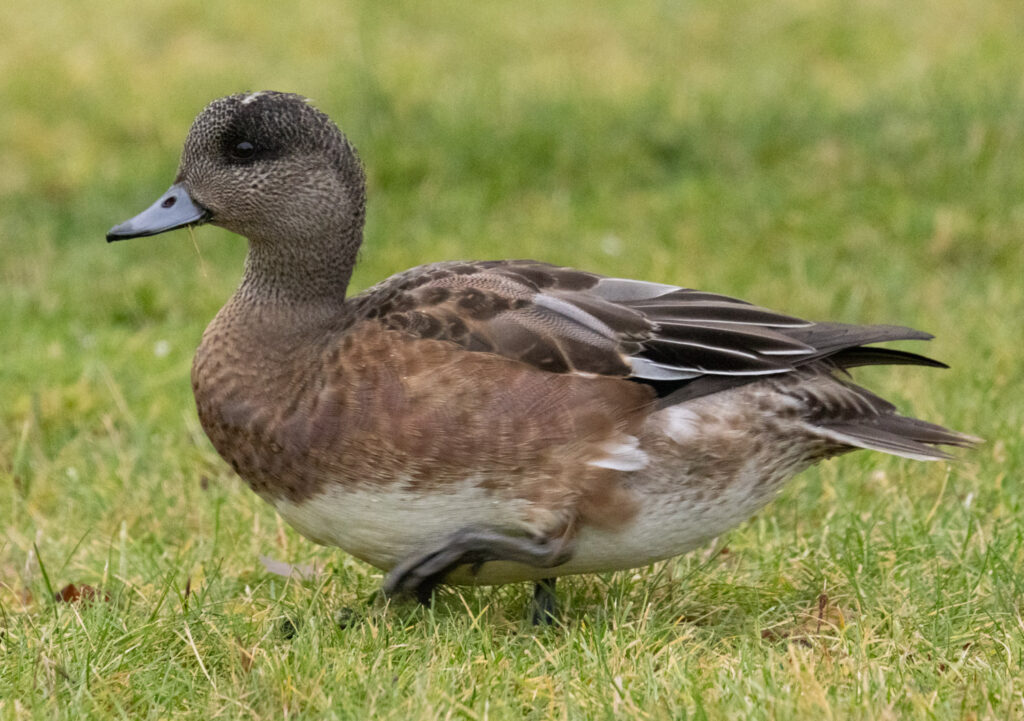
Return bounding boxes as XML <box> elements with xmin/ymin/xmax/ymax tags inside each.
<box><xmin>241</xmin><ymin>91</ymin><xmax>264</xmax><ymax>105</ymax></box>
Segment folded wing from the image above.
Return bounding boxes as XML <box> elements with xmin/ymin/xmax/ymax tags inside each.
<box><xmin>356</xmin><ymin>260</ymin><xmax>946</xmax><ymax>400</ymax></box>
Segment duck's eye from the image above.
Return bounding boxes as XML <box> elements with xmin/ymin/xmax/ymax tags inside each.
<box><xmin>231</xmin><ymin>140</ymin><xmax>256</xmax><ymax>160</ymax></box>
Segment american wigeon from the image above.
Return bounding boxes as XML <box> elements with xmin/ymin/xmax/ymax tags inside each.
<box><xmin>108</xmin><ymin>91</ymin><xmax>976</xmax><ymax>622</ymax></box>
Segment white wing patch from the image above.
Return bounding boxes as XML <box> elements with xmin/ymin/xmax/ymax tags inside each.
<box><xmin>629</xmin><ymin>357</ymin><xmax>701</xmax><ymax>380</ymax></box>
<box><xmin>587</xmin><ymin>434</ymin><xmax>650</xmax><ymax>471</ymax></box>
<box><xmin>663</xmin><ymin>406</ymin><xmax>702</xmax><ymax>444</ymax></box>
<box><xmin>241</xmin><ymin>91</ymin><xmax>265</xmax><ymax>105</ymax></box>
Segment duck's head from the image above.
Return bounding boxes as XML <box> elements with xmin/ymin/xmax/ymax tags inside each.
<box><xmin>107</xmin><ymin>91</ymin><xmax>366</xmax><ymax>246</ymax></box>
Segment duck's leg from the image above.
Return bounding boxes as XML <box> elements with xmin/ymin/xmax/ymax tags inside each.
<box><xmin>383</xmin><ymin>526</ymin><xmax>574</xmax><ymax>606</ymax></box>
<box><xmin>530</xmin><ymin>578</ymin><xmax>558</xmax><ymax>625</ymax></box>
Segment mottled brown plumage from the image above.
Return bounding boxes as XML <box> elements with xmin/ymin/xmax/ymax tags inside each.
<box><xmin>108</xmin><ymin>91</ymin><xmax>977</xmax><ymax>620</ymax></box>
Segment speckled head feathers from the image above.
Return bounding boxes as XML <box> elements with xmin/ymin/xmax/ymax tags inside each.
<box><xmin>176</xmin><ymin>91</ymin><xmax>366</xmax><ymax>245</ymax></box>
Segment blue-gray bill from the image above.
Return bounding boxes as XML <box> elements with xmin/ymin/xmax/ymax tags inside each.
<box><xmin>106</xmin><ymin>183</ymin><xmax>209</xmax><ymax>242</ymax></box>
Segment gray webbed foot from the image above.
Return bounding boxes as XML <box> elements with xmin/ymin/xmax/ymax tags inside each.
<box><xmin>383</xmin><ymin>526</ymin><xmax>574</xmax><ymax>606</ymax></box>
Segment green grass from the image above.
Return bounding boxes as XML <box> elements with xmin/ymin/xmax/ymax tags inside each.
<box><xmin>2</xmin><ymin>0</ymin><xmax>1023</xmax><ymax>718</ymax></box>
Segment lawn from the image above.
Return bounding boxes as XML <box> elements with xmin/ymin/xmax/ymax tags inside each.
<box><xmin>2</xmin><ymin>1</ymin><xmax>1023</xmax><ymax>718</ymax></box>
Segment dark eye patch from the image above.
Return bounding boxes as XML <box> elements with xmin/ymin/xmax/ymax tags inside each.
<box><xmin>222</xmin><ymin>111</ymin><xmax>279</xmax><ymax>164</ymax></box>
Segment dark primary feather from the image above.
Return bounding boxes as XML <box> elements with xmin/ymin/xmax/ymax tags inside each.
<box><xmin>829</xmin><ymin>346</ymin><xmax>948</xmax><ymax>370</ymax></box>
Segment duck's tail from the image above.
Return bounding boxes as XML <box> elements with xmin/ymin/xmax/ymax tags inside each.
<box><xmin>811</xmin><ymin>412</ymin><xmax>980</xmax><ymax>461</ymax></box>
<box><xmin>797</xmin><ymin>375</ymin><xmax>981</xmax><ymax>462</ymax></box>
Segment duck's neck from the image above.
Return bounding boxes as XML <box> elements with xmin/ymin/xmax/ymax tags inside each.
<box><xmin>233</xmin><ymin>222</ymin><xmax>362</xmax><ymax>321</ymax></box>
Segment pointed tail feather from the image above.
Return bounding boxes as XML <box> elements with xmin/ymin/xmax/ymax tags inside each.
<box><xmin>815</xmin><ymin>416</ymin><xmax>981</xmax><ymax>461</ymax></box>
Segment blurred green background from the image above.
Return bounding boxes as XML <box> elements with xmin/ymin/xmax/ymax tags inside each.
<box><xmin>1</xmin><ymin>1</ymin><xmax>1022</xmax><ymax>718</ymax></box>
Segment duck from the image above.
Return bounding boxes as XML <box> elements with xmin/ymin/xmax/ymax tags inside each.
<box><xmin>107</xmin><ymin>91</ymin><xmax>976</xmax><ymax>623</ymax></box>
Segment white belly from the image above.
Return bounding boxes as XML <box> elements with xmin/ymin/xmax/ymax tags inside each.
<box><xmin>271</xmin><ymin>454</ymin><xmax>793</xmax><ymax>586</ymax></box>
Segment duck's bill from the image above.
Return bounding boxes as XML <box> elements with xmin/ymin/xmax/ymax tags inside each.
<box><xmin>106</xmin><ymin>183</ymin><xmax>211</xmax><ymax>242</ymax></box>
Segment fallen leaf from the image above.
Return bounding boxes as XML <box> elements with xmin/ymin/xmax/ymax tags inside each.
<box><xmin>54</xmin><ymin>583</ymin><xmax>110</xmax><ymax>603</ymax></box>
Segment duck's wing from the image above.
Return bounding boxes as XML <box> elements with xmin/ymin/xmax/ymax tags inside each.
<box><xmin>352</xmin><ymin>260</ymin><xmax>944</xmax><ymax>396</ymax></box>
